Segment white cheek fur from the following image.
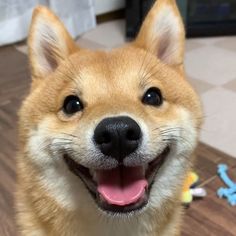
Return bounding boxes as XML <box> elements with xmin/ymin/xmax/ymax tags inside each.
<box><xmin>27</xmin><ymin>120</ymin><xmax>95</xmax><ymax>211</ymax></box>
<box><xmin>148</xmin><ymin>107</ymin><xmax>198</xmax><ymax>209</ymax></box>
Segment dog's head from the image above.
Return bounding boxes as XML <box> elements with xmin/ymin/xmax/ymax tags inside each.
<box><xmin>20</xmin><ymin>0</ymin><xmax>202</xmax><ymax>216</ymax></box>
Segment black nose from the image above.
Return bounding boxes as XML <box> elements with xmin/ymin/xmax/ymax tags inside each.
<box><xmin>94</xmin><ymin>116</ymin><xmax>142</xmax><ymax>162</ymax></box>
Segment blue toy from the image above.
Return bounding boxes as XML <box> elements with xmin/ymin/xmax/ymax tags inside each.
<box><xmin>217</xmin><ymin>164</ymin><xmax>236</xmax><ymax>206</ymax></box>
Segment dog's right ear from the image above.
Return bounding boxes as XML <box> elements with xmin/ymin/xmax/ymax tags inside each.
<box><xmin>134</xmin><ymin>0</ymin><xmax>185</xmax><ymax>67</ymax></box>
<box><xmin>28</xmin><ymin>6</ymin><xmax>77</xmax><ymax>79</ymax></box>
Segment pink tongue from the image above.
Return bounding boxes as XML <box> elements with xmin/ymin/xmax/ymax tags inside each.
<box><xmin>97</xmin><ymin>166</ymin><xmax>147</xmax><ymax>206</ymax></box>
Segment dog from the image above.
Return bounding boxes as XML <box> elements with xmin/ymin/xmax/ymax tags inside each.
<box><xmin>16</xmin><ymin>0</ymin><xmax>202</xmax><ymax>235</ymax></box>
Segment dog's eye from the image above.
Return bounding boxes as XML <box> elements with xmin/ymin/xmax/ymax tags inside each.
<box><xmin>142</xmin><ymin>87</ymin><xmax>163</xmax><ymax>106</ymax></box>
<box><xmin>63</xmin><ymin>95</ymin><xmax>83</xmax><ymax>114</ymax></box>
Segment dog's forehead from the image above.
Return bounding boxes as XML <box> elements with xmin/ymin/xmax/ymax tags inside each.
<box><xmin>68</xmin><ymin>47</ymin><xmax>164</xmax><ymax>89</ymax></box>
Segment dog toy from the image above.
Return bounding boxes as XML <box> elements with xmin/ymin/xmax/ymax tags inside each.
<box><xmin>217</xmin><ymin>164</ymin><xmax>236</xmax><ymax>206</ymax></box>
<box><xmin>182</xmin><ymin>171</ymin><xmax>207</xmax><ymax>204</ymax></box>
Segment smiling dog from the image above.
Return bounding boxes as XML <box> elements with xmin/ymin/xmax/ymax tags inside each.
<box><xmin>16</xmin><ymin>0</ymin><xmax>202</xmax><ymax>235</ymax></box>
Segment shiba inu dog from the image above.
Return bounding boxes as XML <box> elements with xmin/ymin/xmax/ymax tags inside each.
<box><xmin>16</xmin><ymin>0</ymin><xmax>202</xmax><ymax>235</ymax></box>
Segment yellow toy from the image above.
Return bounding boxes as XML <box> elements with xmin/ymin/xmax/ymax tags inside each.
<box><xmin>182</xmin><ymin>171</ymin><xmax>207</xmax><ymax>204</ymax></box>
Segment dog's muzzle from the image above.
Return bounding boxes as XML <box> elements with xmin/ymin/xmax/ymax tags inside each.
<box><xmin>64</xmin><ymin>116</ymin><xmax>170</xmax><ymax>213</ymax></box>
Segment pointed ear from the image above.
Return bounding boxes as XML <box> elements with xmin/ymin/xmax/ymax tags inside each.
<box><xmin>28</xmin><ymin>6</ymin><xmax>77</xmax><ymax>78</ymax></box>
<box><xmin>135</xmin><ymin>0</ymin><xmax>185</xmax><ymax>66</ymax></box>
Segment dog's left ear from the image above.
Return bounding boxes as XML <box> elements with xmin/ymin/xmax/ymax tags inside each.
<box><xmin>135</xmin><ymin>0</ymin><xmax>185</xmax><ymax>67</ymax></box>
<box><xmin>28</xmin><ymin>6</ymin><xmax>77</xmax><ymax>78</ymax></box>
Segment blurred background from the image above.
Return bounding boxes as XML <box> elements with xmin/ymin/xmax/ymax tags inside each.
<box><xmin>0</xmin><ymin>1</ymin><xmax>236</xmax><ymax>236</ymax></box>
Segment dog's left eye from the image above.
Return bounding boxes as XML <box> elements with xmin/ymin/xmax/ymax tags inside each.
<box><xmin>142</xmin><ymin>87</ymin><xmax>163</xmax><ymax>106</ymax></box>
<box><xmin>63</xmin><ymin>95</ymin><xmax>84</xmax><ymax>114</ymax></box>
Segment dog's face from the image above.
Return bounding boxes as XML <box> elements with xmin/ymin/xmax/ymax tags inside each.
<box><xmin>20</xmin><ymin>0</ymin><xmax>202</xmax><ymax>216</ymax></box>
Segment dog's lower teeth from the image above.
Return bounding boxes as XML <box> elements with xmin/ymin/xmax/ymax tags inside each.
<box><xmin>144</xmin><ymin>163</ymin><xmax>148</xmax><ymax>172</ymax></box>
<box><xmin>89</xmin><ymin>169</ymin><xmax>97</xmax><ymax>182</ymax></box>
<box><xmin>99</xmin><ymin>194</ymin><xmax>106</xmax><ymax>203</ymax></box>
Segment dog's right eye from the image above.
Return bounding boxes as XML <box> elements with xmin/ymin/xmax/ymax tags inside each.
<box><xmin>63</xmin><ymin>95</ymin><xmax>84</xmax><ymax>115</ymax></box>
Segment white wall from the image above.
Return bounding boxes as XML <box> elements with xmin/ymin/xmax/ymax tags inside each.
<box><xmin>95</xmin><ymin>0</ymin><xmax>125</xmax><ymax>15</ymax></box>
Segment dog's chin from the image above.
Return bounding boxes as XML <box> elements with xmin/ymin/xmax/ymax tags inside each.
<box><xmin>63</xmin><ymin>146</ymin><xmax>170</xmax><ymax>215</ymax></box>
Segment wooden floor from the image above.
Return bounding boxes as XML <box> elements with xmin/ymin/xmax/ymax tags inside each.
<box><xmin>0</xmin><ymin>45</ymin><xmax>236</xmax><ymax>236</ymax></box>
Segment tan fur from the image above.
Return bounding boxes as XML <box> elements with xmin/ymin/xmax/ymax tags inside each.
<box><xmin>16</xmin><ymin>0</ymin><xmax>202</xmax><ymax>235</ymax></box>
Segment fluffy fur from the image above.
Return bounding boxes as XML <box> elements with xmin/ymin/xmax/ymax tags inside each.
<box><xmin>16</xmin><ymin>0</ymin><xmax>202</xmax><ymax>235</ymax></box>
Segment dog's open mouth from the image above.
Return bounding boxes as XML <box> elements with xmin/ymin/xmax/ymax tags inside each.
<box><xmin>64</xmin><ymin>146</ymin><xmax>170</xmax><ymax>213</ymax></box>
